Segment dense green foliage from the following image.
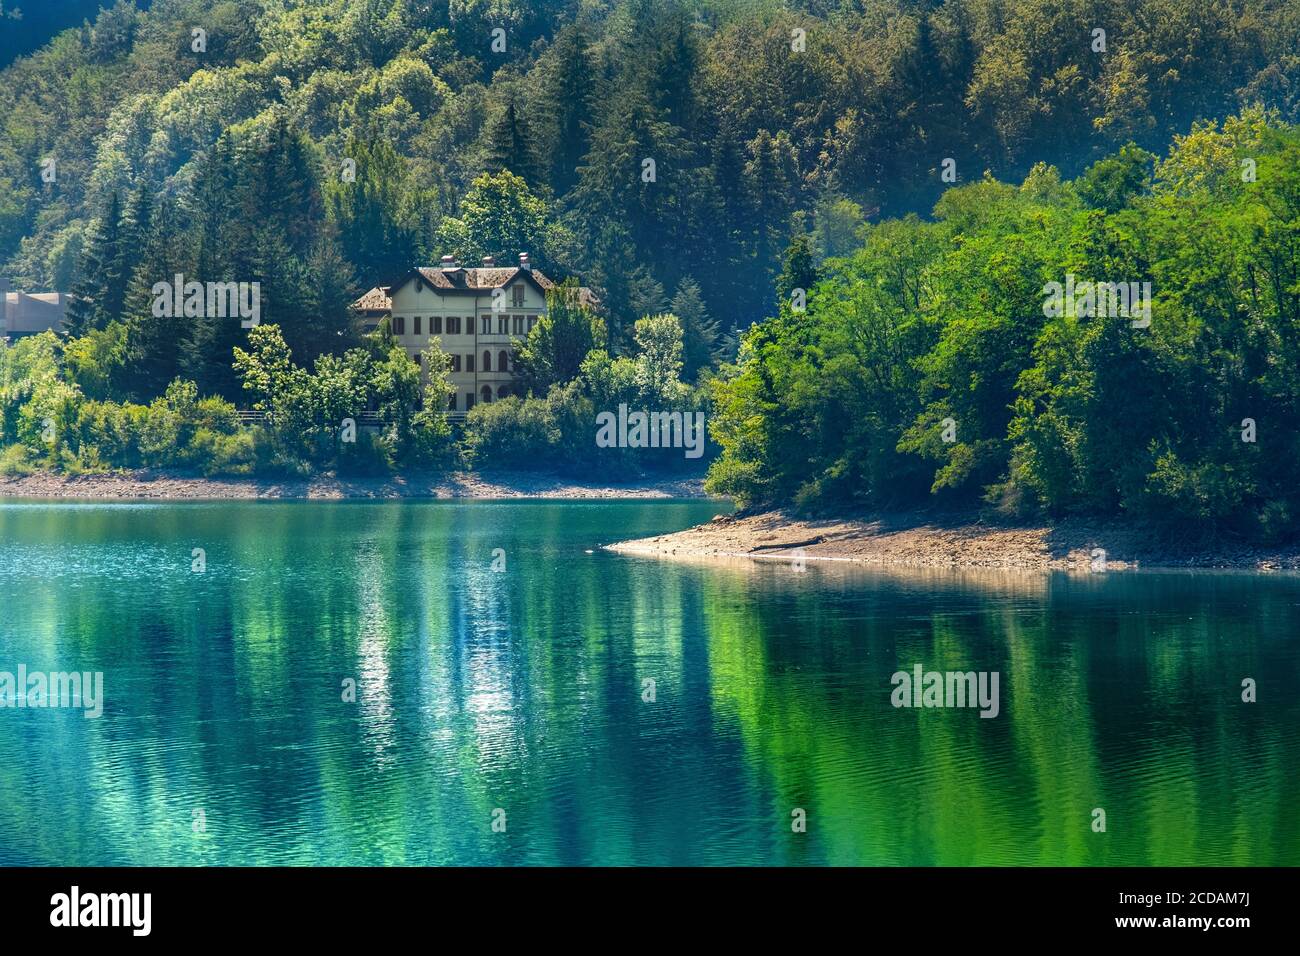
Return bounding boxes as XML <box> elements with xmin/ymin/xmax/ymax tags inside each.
<box><xmin>708</xmin><ymin>112</ymin><xmax>1300</xmax><ymax>540</ymax></box>
<box><xmin>2</xmin><ymin>1</ymin><xmax>1299</xmax><ymax>513</ymax></box>
<box><xmin>0</xmin><ymin>276</ymin><xmax>704</xmax><ymax>477</ymax></box>
<box><xmin>4</xmin><ymin>0</ymin><xmax>1299</xmax><ymax>347</ymax></box>
<box><xmin>1</xmin><ymin>330</ymin><xmax>255</xmax><ymax>475</ymax></box>
<box><xmin>0</xmin><ymin>323</ymin><xmax>456</xmax><ymax>475</ymax></box>
<box><xmin>464</xmin><ymin>295</ymin><xmax>710</xmax><ymax>476</ymax></box>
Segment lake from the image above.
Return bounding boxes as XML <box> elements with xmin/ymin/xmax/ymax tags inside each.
<box><xmin>0</xmin><ymin>499</ymin><xmax>1296</xmax><ymax>865</ymax></box>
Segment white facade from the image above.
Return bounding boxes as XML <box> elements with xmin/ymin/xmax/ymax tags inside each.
<box><xmin>384</xmin><ymin>264</ymin><xmax>549</xmax><ymax>412</ymax></box>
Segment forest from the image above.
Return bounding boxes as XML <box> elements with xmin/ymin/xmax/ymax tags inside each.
<box><xmin>0</xmin><ymin>1</ymin><xmax>1298</xmax><ymax>534</ymax></box>
<box><xmin>4</xmin><ymin>0</ymin><xmax>1298</xmax><ymax>344</ymax></box>
<box><xmin>708</xmin><ymin>112</ymin><xmax>1300</xmax><ymax>540</ymax></box>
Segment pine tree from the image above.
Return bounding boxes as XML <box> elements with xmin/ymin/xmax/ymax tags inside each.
<box><xmin>670</xmin><ymin>276</ymin><xmax>721</xmax><ymax>381</ymax></box>
<box><xmin>120</xmin><ymin>197</ymin><xmax>189</xmax><ymax>400</ymax></box>
<box><xmin>572</xmin><ymin>93</ymin><xmax>693</xmax><ymax>286</ymax></box>
<box><xmin>325</xmin><ymin>138</ymin><xmax>420</xmax><ymax>288</ymax></box>
<box><xmin>180</xmin><ymin>141</ymin><xmax>238</xmax><ymax>394</ymax></box>
<box><xmin>775</xmin><ymin>233</ymin><xmax>820</xmax><ymax>310</ymax></box>
<box><xmin>180</xmin><ymin>121</ymin><xmax>336</xmax><ymax>399</ymax></box>
<box><xmin>699</xmin><ymin>120</ymin><xmax>756</xmax><ymax>333</ymax></box>
<box><xmin>484</xmin><ymin>97</ymin><xmax>543</xmax><ymax>189</ymax></box>
<box><xmin>579</xmin><ymin>222</ymin><xmax>640</xmax><ymax>346</ymax></box>
<box><xmin>257</xmin><ymin>114</ymin><xmax>324</xmax><ymax>259</ymax></box>
<box><xmin>65</xmin><ymin>192</ymin><xmax>123</xmax><ymax>336</ymax></box>
<box><xmin>884</xmin><ymin>14</ymin><xmax>969</xmax><ymax>206</ymax></box>
<box><xmin>626</xmin><ymin>267</ymin><xmax>666</xmax><ymax>325</ymax></box>
<box><xmin>187</xmin><ymin>138</ymin><xmax>237</xmax><ymax>283</ymax></box>
<box><xmin>103</xmin><ymin>185</ymin><xmax>153</xmax><ymax>325</ymax></box>
<box><xmin>745</xmin><ymin>129</ymin><xmax>800</xmax><ymax>300</ymax></box>
<box><xmin>303</xmin><ymin>226</ymin><xmax>359</xmax><ymax>360</ymax></box>
<box><xmin>542</xmin><ymin>25</ymin><xmax>596</xmax><ymax>196</ymax></box>
<box><xmin>646</xmin><ymin>2</ymin><xmax>699</xmax><ymax>132</ymax></box>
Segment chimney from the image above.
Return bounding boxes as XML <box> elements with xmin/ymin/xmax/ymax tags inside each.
<box><xmin>518</xmin><ymin>253</ymin><xmax>531</xmax><ymax>272</ymax></box>
<box><xmin>481</xmin><ymin>256</ymin><xmax>495</xmax><ymax>268</ymax></box>
<box><xmin>440</xmin><ymin>255</ymin><xmax>459</xmax><ymax>271</ymax></box>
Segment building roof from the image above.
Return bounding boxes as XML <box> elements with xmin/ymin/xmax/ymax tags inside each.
<box><xmin>353</xmin><ymin>266</ymin><xmax>598</xmax><ymax>312</ymax></box>
<box><xmin>409</xmin><ymin>265</ymin><xmax>555</xmax><ymax>294</ymax></box>
<box><xmin>354</xmin><ymin>286</ymin><xmax>392</xmax><ymax>312</ymax></box>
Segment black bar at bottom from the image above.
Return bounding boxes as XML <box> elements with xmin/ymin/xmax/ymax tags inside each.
<box><xmin>0</xmin><ymin>866</ymin><xmax>1281</xmax><ymax>941</ymax></box>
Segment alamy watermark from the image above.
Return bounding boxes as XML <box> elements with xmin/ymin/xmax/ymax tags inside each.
<box><xmin>891</xmin><ymin>664</ymin><xmax>1000</xmax><ymax>718</ymax></box>
<box><xmin>151</xmin><ymin>273</ymin><xmax>261</xmax><ymax>328</ymax></box>
<box><xmin>0</xmin><ymin>664</ymin><xmax>103</xmax><ymax>718</ymax></box>
<box><xmin>1042</xmin><ymin>274</ymin><xmax>1151</xmax><ymax>328</ymax></box>
<box><xmin>50</xmin><ymin>886</ymin><xmax>150</xmax><ymax>936</ymax></box>
<box><xmin>595</xmin><ymin>404</ymin><xmax>706</xmax><ymax>459</ymax></box>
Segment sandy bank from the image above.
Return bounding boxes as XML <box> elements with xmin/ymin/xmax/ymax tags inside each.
<box><xmin>0</xmin><ymin>469</ymin><xmax>706</xmax><ymax>501</ymax></box>
<box><xmin>606</xmin><ymin>509</ymin><xmax>1300</xmax><ymax>571</ymax></box>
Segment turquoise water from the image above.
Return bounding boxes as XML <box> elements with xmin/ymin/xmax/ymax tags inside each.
<box><xmin>0</xmin><ymin>499</ymin><xmax>1296</xmax><ymax>865</ymax></box>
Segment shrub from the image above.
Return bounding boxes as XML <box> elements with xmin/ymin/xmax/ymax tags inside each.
<box><xmin>0</xmin><ymin>444</ymin><xmax>34</xmax><ymax>476</ymax></box>
<box><xmin>463</xmin><ymin>396</ymin><xmax>555</xmax><ymax>469</ymax></box>
<box><xmin>338</xmin><ymin>430</ymin><xmax>392</xmax><ymax>476</ymax></box>
<box><xmin>190</xmin><ymin>428</ymin><xmax>258</xmax><ymax>476</ymax></box>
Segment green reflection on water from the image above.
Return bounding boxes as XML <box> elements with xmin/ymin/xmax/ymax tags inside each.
<box><xmin>0</xmin><ymin>500</ymin><xmax>1295</xmax><ymax>865</ymax></box>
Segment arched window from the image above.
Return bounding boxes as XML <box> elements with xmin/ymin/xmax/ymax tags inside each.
<box><xmin>498</xmin><ymin>350</ymin><xmax>509</xmax><ymax>372</ymax></box>
<box><xmin>480</xmin><ymin>384</ymin><xmax>493</xmax><ymax>404</ymax></box>
<box><xmin>497</xmin><ymin>385</ymin><xmax>509</xmax><ymax>399</ymax></box>
<box><xmin>482</xmin><ymin>350</ymin><xmax>492</xmax><ymax>371</ymax></box>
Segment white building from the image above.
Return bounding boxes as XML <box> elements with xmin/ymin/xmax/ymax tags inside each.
<box><xmin>355</xmin><ymin>253</ymin><xmax>595</xmax><ymax>415</ymax></box>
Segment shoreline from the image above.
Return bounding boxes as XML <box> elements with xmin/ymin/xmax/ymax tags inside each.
<box><xmin>0</xmin><ymin>469</ymin><xmax>708</xmax><ymax>501</ymax></box>
<box><xmin>606</xmin><ymin>509</ymin><xmax>1300</xmax><ymax>572</ymax></box>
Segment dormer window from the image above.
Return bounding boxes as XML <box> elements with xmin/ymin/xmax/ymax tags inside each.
<box><xmin>512</xmin><ymin>285</ymin><xmax>525</xmax><ymax>307</ymax></box>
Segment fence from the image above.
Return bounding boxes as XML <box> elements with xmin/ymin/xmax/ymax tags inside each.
<box><xmin>234</xmin><ymin>410</ymin><xmax>468</xmax><ymax>425</ymax></box>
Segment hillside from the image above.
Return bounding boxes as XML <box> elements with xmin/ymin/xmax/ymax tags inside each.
<box><xmin>2</xmin><ymin>2</ymin><xmax>1299</xmax><ymax>540</ymax></box>
<box><xmin>2</xmin><ymin>0</ymin><xmax>1298</xmax><ymax>340</ymax></box>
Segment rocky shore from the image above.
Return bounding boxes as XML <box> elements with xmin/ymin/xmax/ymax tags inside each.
<box><xmin>607</xmin><ymin>509</ymin><xmax>1300</xmax><ymax>571</ymax></box>
<box><xmin>0</xmin><ymin>469</ymin><xmax>707</xmax><ymax>501</ymax></box>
